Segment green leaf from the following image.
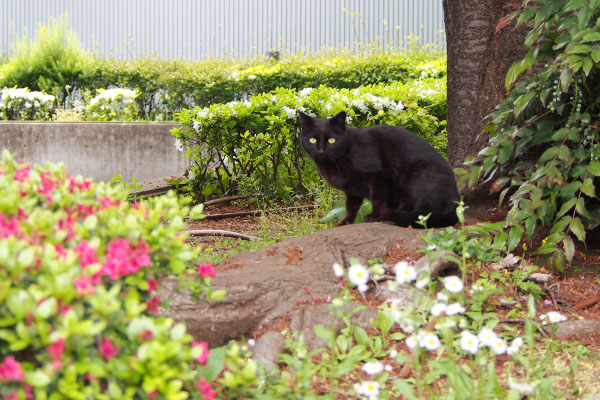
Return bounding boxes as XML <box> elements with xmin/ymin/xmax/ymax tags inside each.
<box><xmin>507</xmin><ymin>225</ymin><xmax>524</xmax><ymax>251</ymax></box>
<box><xmin>336</xmin><ymin>353</ymin><xmax>361</xmax><ymax>376</ymax></box>
<box><xmin>514</xmin><ymin>92</ymin><xmax>536</xmax><ymax>116</ymax></box>
<box><xmin>569</xmin><ymin>217</ymin><xmax>586</xmax><ymax>242</ymax></box>
<box><xmin>319</xmin><ymin>206</ymin><xmax>346</xmax><ymax>223</ymax></box>
<box><xmin>556</xmin><ymin>198</ymin><xmax>577</xmax><ymax>218</ymax></box>
<box><xmin>588</xmin><ymin>160</ymin><xmax>600</xmax><ymax>175</ymax></box>
<box><xmin>201</xmin><ymin>347</ymin><xmax>226</xmax><ymax>381</ymax></box>
<box><xmin>354</xmin><ymin>326</ymin><xmax>369</xmax><ymax>346</ymax></box>
<box><xmin>189</xmin><ymin>204</ymin><xmax>206</xmax><ymax>220</ymax></box>
<box><xmin>563</xmin><ymin>235</ymin><xmax>575</xmax><ymax>261</ymax></box>
<box><xmin>25</xmin><ymin>370</ymin><xmax>52</xmax><ymax>387</ymax></box>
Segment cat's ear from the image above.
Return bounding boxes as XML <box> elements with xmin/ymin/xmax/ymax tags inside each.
<box><xmin>330</xmin><ymin>111</ymin><xmax>347</xmax><ymax>131</ymax></box>
<box><xmin>299</xmin><ymin>112</ymin><xmax>314</xmax><ymax>130</ymax></box>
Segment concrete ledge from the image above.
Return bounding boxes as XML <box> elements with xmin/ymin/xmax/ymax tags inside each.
<box><xmin>0</xmin><ymin>121</ymin><xmax>189</xmax><ymax>182</ymax></box>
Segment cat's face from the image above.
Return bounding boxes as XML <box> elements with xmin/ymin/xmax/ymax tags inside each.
<box><xmin>299</xmin><ymin>111</ymin><xmax>348</xmax><ymax>162</ymax></box>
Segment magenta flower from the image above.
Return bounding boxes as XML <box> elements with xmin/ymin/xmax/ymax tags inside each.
<box><xmin>0</xmin><ymin>356</ymin><xmax>24</xmax><ymax>382</ymax></box>
<box><xmin>37</xmin><ymin>171</ymin><xmax>57</xmax><ymax>203</ymax></box>
<box><xmin>98</xmin><ymin>338</ymin><xmax>119</xmax><ymax>361</ymax></box>
<box><xmin>73</xmin><ymin>275</ymin><xmax>97</xmax><ymax>295</ymax></box>
<box><xmin>197</xmin><ymin>380</ymin><xmax>216</xmax><ymax>400</ymax></box>
<box><xmin>146</xmin><ymin>296</ymin><xmax>161</xmax><ymax>314</ymax></box>
<box><xmin>147</xmin><ymin>278</ymin><xmax>157</xmax><ymax>292</ymax></box>
<box><xmin>192</xmin><ymin>341</ymin><xmax>210</xmax><ymax>365</ymax></box>
<box><xmin>100</xmin><ymin>238</ymin><xmax>151</xmax><ymax>280</ymax></box>
<box><xmin>48</xmin><ymin>338</ymin><xmax>65</xmax><ymax>370</ymax></box>
<box><xmin>0</xmin><ymin>214</ymin><xmax>21</xmax><ymax>239</ymax></box>
<box><xmin>197</xmin><ymin>262</ymin><xmax>216</xmax><ymax>278</ymax></box>
<box><xmin>74</xmin><ymin>240</ymin><xmax>99</xmax><ymax>268</ymax></box>
<box><xmin>97</xmin><ymin>196</ymin><xmax>120</xmax><ymax>210</ymax></box>
<box><xmin>13</xmin><ymin>164</ymin><xmax>30</xmax><ymax>182</ymax></box>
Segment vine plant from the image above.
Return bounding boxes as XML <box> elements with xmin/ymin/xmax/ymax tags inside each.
<box><xmin>462</xmin><ymin>0</ymin><xmax>600</xmax><ymax>269</ymax></box>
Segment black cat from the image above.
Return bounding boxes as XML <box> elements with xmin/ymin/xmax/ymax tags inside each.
<box><xmin>299</xmin><ymin>111</ymin><xmax>459</xmax><ymax>228</ymax></box>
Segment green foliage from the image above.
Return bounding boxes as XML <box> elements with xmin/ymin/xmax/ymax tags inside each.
<box><xmin>462</xmin><ymin>0</ymin><xmax>600</xmax><ymax>269</ymax></box>
<box><xmin>173</xmin><ymin>79</ymin><xmax>446</xmax><ymax>201</ymax></box>
<box><xmin>0</xmin><ymin>150</ymin><xmax>216</xmax><ymax>399</ymax></box>
<box><xmin>0</xmin><ymin>15</ymin><xmax>96</xmax><ymax>105</ymax></box>
<box><xmin>88</xmin><ymin>49</ymin><xmax>445</xmax><ymax>120</ymax></box>
<box><xmin>85</xmin><ymin>88</ymin><xmax>140</xmax><ymax>121</ymax></box>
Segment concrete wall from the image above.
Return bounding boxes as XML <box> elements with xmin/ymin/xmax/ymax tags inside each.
<box><xmin>0</xmin><ymin>122</ymin><xmax>189</xmax><ymax>183</ymax></box>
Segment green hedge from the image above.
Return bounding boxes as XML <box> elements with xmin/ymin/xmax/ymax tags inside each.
<box><xmin>77</xmin><ymin>50</ymin><xmax>445</xmax><ymax>121</ymax></box>
<box><xmin>172</xmin><ymin>78</ymin><xmax>446</xmax><ymax>201</ymax></box>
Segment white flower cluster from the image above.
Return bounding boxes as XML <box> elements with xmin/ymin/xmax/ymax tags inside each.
<box><xmin>539</xmin><ymin>311</ymin><xmax>567</xmax><ymax>324</ymax></box>
<box><xmin>88</xmin><ymin>88</ymin><xmax>138</xmax><ymax>106</ymax></box>
<box><xmin>0</xmin><ymin>87</ymin><xmax>55</xmax><ymax>120</ymax></box>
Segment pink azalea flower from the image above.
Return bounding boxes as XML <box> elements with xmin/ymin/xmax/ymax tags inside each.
<box><xmin>98</xmin><ymin>338</ymin><xmax>119</xmax><ymax>361</ymax></box>
<box><xmin>148</xmin><ymin>390</ymin><xmax>158</xmax><ymax>398</ymax></box>
<box><xmin>73</xmin><ymin>275</ymin><xmax>97</xmax><ymax>295</ymax></box>
<box><xmin>139</xmin><ymin>330</ymin><xmax>154</xmax><ymax>341</ymax></box>
<box><xmin>197</xmin><ymin>380</ymin><xmax>216</xmax><ymax>400</ymax></box>
<box><xmin>146</xmin><ymin>296</ymin><xmax>161</xmax><ymax>314</ymax></box>
<box><xmin>48</xmin><ymin>338</ymin><xmax>65</xmax><ymax>370</ymax></box>
<box><xmin>197</xmin><ymin>262</ymin><xmax>216</xmax><ymax>278</ymax></box>
<box><xmin>0</xmin><ymin>214</ymin><xmax>21</xmax><ymax>239</ymax></box>
<box><xmin>97</xmin><ymin>196</ymin><xmax>120</xmax><ymax>210</ymax></box>
<box><xmin>37</xmin><ymin>171</ymin><xmax>56</xmax><ymax>203</ymax></box>
<box><xmin>74</xmin><ymin>240</ymin><xmax>98</xmax><ymax>268</ymax></box>
<box><xmin>3</xmin><ymin>392</ymin><xmax>18</xmax><ymax>400</ymax></box>
<box><xmin>54</xmin><ymin>244</ymin><xmax>68</xmax><ymax>260</ymax></box>
<box><xmin>13</xmin><ymin>164</ymin><xmax>30</xmax><ymax>182</ymax></box>
<box><xmin>192</xmin><ymin>341</ymin><xmax>210</xmax><ymax>365</ymax></box>
<box><xmin>100</xmin><ymin>238</ymin><xmax>151</xmax><ymax>280</ymax></box>
<box><xmin>0</xmin><ymin>356</ymin><xmax>24</xmax><ymax>382</ymax></box>
<box><xmin>147</xmin><ymin>278</ymin><xmax>157</xmax><ymax>292</ymax></box>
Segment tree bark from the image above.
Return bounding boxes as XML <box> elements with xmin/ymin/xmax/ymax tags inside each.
<box><xmin>443</xmin><ymin>0</ymin><xmax>529</xmax><ymax>167</ymax></box>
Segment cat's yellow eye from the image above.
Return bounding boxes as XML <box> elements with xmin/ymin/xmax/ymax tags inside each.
<box><xmin>328</xmin><ymin>138</ymin><xmax>336</xmax><ymax>144</ymax></box>
<box><xmin>309</xmin><ymin>138</ymin><xmax>317</xmax><ymax>144</ymax></box>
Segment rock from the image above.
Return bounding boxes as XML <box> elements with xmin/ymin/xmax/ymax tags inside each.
<box><xmin>251</xmin><ymin>331</ymin><xmax>286</xmax><ymax>372</ymax></box>
<box><xmin>527</xmin><ymin>273</ymin><xmax>553</xmax><ymax>284</ymax></box>
<box><xmin>490</xmin><ymin>253</ymin><xmax>520</xmax><ymax>271</ymax></box>
<box><xmin>159</xmin><ymin>222</ymin><xmax>425</xmax><ymax>347</ymax></box>
<box><xmin>545</xmin><ymin>320</ymin><xmax>600</xmax><ymax>339</ymax></box>
<box><xmin>413</xmin><ymin>250</ymin><xmax>461</xmax><ymax>278</ymax></box>
<box><xmin>290</xmin><ymin>302</ymin><xmax>378</xmax><ymax>350</ymax></box>
<box><xmin>500</xmin><ymin>298</ymin><xmax>517</xmax><ymax>308</ymax></box>
<box><xmin>375</xmin><ymin>283</ymin><xmax>415</xmax><ymax>307</ymax></box>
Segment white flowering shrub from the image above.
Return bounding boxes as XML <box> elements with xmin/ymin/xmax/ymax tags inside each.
<box><xmin>173</xmin><ymin>78</ymin><xmax>446</xmax><ymax>201</ymax></box>
<box><xmin>85</xmin><ymin>88</ymin><xmax>140</xmax><ymax>121</ymax></box>
<box><xmin>0</xmin><ymin>87</ymin><xmax>55</xmax><ymax>120</ymax></box>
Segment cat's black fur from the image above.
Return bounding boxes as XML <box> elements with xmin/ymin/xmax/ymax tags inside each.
<box><xmin>299</xmin><ymin>111</ymin><xmax>459</xmax><ymax>228</ymax></box>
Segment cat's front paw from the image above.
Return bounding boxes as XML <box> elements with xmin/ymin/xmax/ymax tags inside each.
<box><xmin>337</xmin><ymin>217</ymin><xmax>354</xmax><ymax>226</ymax></box>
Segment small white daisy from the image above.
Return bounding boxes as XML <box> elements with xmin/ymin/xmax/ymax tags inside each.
<box><xmin>446</xmin><ymin>302</ymin><xmax>466</xmax><ymax>316</ymax></box>
<box><xmin>354</xmin><ymin>380</ymin><xmax>380</xmax><ymax>397</ymax></box>
<box><xmin>507</xmin><ymin>337</ymin><xmax>524</xmax><ymax>355</ymax></box>
<box><xmin>546</xmin><ymin>311</ymin><xmax>567</xmax><ymax>323</ymax></box>
<box><xmin>420</xmin><ymin>333</ymin><xmax>441</xmax><ymax>351</ymax></box>
<box><xmin>348</xmin><ymin>264</ymin><xmax>369</xmax><ymax>287</ymax></box>
<box><xmin>508</xmin><ymin>378</ymin><xmax>535</xmax><ymax>395</ymax></box>
<box><xmin>389</xmin><ymin>349</ymin><xmax>398</xmax><ymax>359</ymax></box>
<box><xmin>460</xmin><ymin>331</ymin><xmax>479</xmax><ymax>355</ymax></box>
<box><xmin>478</xmin><ymin>328</ymin><xmax>498</xmax><ymax>347</ymax></box>
<box><xmin>490</xmin><ymin>336</ymin><xmax>507</xmax><ymax>355</ymax></box>
<box><xmin>405</xmin><ymin>334</ymin><xmax>419</xmax><ymax>350</ymax></box>
<box><xmin>430</xmin><ymin>303</ymin><xmax>447</xmax><ymax>317</ymax></box>
<box><xmin>437</xmin><ymin>291</ymin><xmax>449</xmax><ymax>302</ymax></box>
<box><xmin>362</xmin><ymin>361</ymin><xmax>384</xmax><ymax>375</ymax></box>
<box><xmin>332</xmin><ymin>263</ymin><xmax>345</xmax><ymax>278</ymax></box>
<box><xmin>443</xmin><ymin>276</ymin><xmax>464</xmax><ymax>293</ymax></box>
<box><xmin>415</xmin><ymin>277</ymin><xmax>430</xmax><ymax>290</ymax></box>
<box><xmin>394</xmin><ymin>261</ymin><xmax>417</xmax><ymax>284</ymax></box>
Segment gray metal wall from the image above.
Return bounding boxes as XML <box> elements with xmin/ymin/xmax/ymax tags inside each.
<box><xmin>1</xmin><ymin>0</ymin><xmax>445</xmax><ymax>60</ymax></box>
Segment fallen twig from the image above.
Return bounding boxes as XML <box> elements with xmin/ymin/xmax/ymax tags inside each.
<box><xmin>203</xmin><ymin>194</ymin><xmax>265</xmax><ymax>207</ymax></box>
<box><xmin>573</xmin><ymin>293</ymin><xmax>600</xmax><ymax>311</ymax></box>
<box><xmin>185</xmin><ymin>230</ymin><xmax>261</xmax><ymax>241</ymax></box>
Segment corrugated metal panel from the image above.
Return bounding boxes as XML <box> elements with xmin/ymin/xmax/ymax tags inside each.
<box><xmin>0</xmin><ymin>0</ymin><xmax>445</xmax><ymax>60</ymax></box>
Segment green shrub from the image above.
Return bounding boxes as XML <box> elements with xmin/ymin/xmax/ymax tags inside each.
<box><xmin>0</xmin><ymin>87</ymin><xmax>55</xmax><ymax>120</ymax></box>
<box><xmin>85</xmin><ymin>88</ymin><xmax>140</xmax><ymax>121</ymax></box>
<box><xmin>462</xmin><ymin>0</ymin><xmax>600</xmax><ymax>269</ymax></box>
<box><xmin>0</xmin><ymin>16</ymin><xmax>96</xmax><ymax>105</ymax></box>
<box><xmin>173</xmin><ymin>80</ymin><xmax>446</xmax><ymax>201</ymax></box>
<box><xmin>0</xmin><ymin>150</ymin><xmax>219</xmax><ymax>399</ymax></box>
<box><xmin>89</xmin><ymin>49</ymin><xmax>446</xmax><ymax>120</ymax></box>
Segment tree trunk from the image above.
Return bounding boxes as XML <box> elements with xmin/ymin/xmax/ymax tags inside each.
<box><xmin>443</xmin><ymin>0</ymin><xmax>529</xmax><ymax>167</ymax></box>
